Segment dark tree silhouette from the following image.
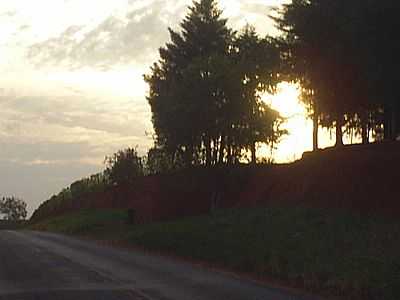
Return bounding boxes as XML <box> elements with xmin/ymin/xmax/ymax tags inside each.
<box><xmin>145</xmin><ymin>0</ymin><xmax>232</xmax><ymax>166</ymax></box>
<box><xmin>146</xmin><ymin>147</ymin><xmax>179</xmax><ymax>174</ymax></box>
<box><xmin>356</xmin><ymin>0</ymin><xmax>400</xmax><ymax>141</ymax></box>
<box><xmin>145</xmin><ymin>0</ymin><xmax>286</xmax><ymax>166</ymax></box>
<box><xmin>276</xmin><ymin>0</ymin><xmax>400</xmax><ymax>147</ymax></box>
<box><xmin>232</xmin><ymin>26</ymin><xmax>285</xmax><ymax>163</ymax></box>
<box><xmin>275</xmin><ymin>0</ymin><xmax>354</xmax><ymax>148</ymax></box>
<box><xmin>104</xmin><ymin>148</ymin><xmax>144</xmax><ymax>186</ymax></box>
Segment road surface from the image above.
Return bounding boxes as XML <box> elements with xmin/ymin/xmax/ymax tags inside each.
<box><xmin>0</xmin><ymin>231</ymin><xmax>320</xmax><ymax>300</ymax></box>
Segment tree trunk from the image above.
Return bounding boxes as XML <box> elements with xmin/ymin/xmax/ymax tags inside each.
<box><xmin>335</xmin><ymin>112</ymin><xmax>344</xmax><ymax>147</ymax></box>
<box><xmin>361</xmin><ymin>110</ymin><xmax>369</xmax><ymax>145</ymax></box>
<box><xmin>251</xmin><ymin>141</ymin><xmax>257</xmax><ymax>165</ymax></box>
<box><xmin>391</xmin><ymin>107</ymin><xmax>397</xmax><ymax>141</ymax></box>
<box><xmin>233</xmin><ymin>147</ymin><xmax>240</xmax><ymax>164</ymax></box>
<box><xmin>171</xmin><ymin>149</ymin><xmax>176</xmax><ymax>168</ymax></box>
<box><xmin>227</xmin><ymin>147</ymin><xmax>233</xmax><ymax>165</ymax></box>
<box><xmin>212</xmin><ymin>138</ymin><xmax>218</xmax><ymax>165</ymax></box>
<box><xmin>313</xmin><ymin>110</ymin><xmax>319</xmax><ymax>151</ymax></box>
<box><xmin>384</xmin><ymin>106</ymin><xmax>392</xmax><ymax>140</ymax></box>
<box><xmin>218</xmin><ymin>135</ymin><xmax>225</xmax><ymax>164</ymax></box>
<box><xmin>185</xmin><ymin>144</ymin><xmax>194</xmax><ymax>167</ymax></box>
<box><xmin>227</xmin><ymin>137</ymin><xmax>233</xmax><ymax>165</ymax></box>
<box><xmin>205</xmin><ymin>136</ymin><xmax>212</xmax><ymax>166</ymax></box>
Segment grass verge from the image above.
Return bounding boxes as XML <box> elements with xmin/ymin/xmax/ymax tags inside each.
<box><xmin>29</xmin><ymin>207</ymin><xmax>400</xmax><ymax>299</ymax></box>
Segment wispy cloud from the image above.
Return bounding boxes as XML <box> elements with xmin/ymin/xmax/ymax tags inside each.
<box><xmin>27</xmin><ymin>1</ymin><xmax>187</xmax><ymax>70</ymax></box>
<box><xmin>0</xmin><ymin>10</ymin><xmax>16</xmax><ymax>18</ymax></box>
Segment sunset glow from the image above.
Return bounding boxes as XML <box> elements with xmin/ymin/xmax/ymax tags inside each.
<box><xmin>0</xmin><ymin>0</ymin><xmax>299</xmax><ymax>214</ymax></box>
<box><xmin>261</xmin><ymin>82</ymin><xmax>313</xmax><ymax>162</ymax></box>
<box><xmin>261</xmin><ymin>82</ymin><xmax>341</xmax><ymax>162</ymax></box>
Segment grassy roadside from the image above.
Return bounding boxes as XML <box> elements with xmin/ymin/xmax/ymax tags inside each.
<box><xmin>29</xmin><ymin>207</ymin><xmax>400</xmax><ymax>299</ymax></box>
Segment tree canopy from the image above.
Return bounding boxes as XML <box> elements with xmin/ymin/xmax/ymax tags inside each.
<box><xmin>275</xmin><ymin>0</ymin><xmax>400</xmax><ymax>148</ymax></box>
<box><xmin>145</xmin><ymin>0</ymin><xmax>286</xmax><ymax>166</ymax></box>
<box><xmin>104</xmin><ymin>148</ymin><xmax>144</xmax><ymax>186</ymax></box>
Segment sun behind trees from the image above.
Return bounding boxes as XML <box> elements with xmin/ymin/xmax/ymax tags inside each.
<box><xmin>145</xmin><ymin>0</ymin><xmax>287</xmax><ymax>167</ymax></box>
<box><xmin>275</xmin><ymin>0</ymin><xmax>400</xmax><ymax>149</ymax></box>
<box><xmin>31</xmin><ymin>0</ymin><xmax>400</xmax><ymax>223</ymax></box>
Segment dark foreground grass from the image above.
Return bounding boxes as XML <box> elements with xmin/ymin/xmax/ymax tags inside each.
<box><xmin>30</xmin><ymin>207</ymin><xmax>400</xmax><ymax>299</ymax></box>
<box><xmin>30</xmin><ymin>210</ymin><xmax>129</xmax><ymax>238</ymax></box>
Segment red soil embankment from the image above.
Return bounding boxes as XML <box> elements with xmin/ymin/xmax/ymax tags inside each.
<box><xmin>240</xmin><ymin>141</ymin><xmax>400</xmax><ymax>215</ymax></box>
<box><xmin>32</xmin><ymin>141</ymin><xmax>400</xmax><ymax>223</ymax></box>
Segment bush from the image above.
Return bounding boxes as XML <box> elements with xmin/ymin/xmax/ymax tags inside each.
<box><xmin>104</xmin><ymin>148</ymin><xmax>144</xmax><ymax>186</ymax></box>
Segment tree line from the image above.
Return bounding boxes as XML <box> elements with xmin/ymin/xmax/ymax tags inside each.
<box><xmin>145</xmin><ymin>0</ymin><xmax>287</xmax><ymax>167</ymax></box>
<box><xmin>275</xmin><ymin>0</ymin><xmax>400</xmax><ymax>149</ymax></box>
<box><xmin>31</xmin><ymin>0</ymin><xmax>400</xmax><ymax>220</ymax></box>
<box><xmin>31</xmin><ymin>148</ymin><xmax>140</xmax><ymax>220</ymax></box>
<box><xmin>146</xmin><ymin>0</ymin><xmax>400</xmax><ymax>164</ymax></box>
<box><xmin>31</xmin><ymin>148</ymin><xmax>151</xmax><ymax>220</ymax></box>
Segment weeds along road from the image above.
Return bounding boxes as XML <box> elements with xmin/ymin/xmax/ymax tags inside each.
<box><xmin>0</xmin><ymin>231</ymin><xmax>319</xmax><ymax>300</ymax></box>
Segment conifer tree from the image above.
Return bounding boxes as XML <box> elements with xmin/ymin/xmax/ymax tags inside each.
<box><xmin>146</xmin><ymin>0</ymin><xmax>286</xmax><ymax>166</ymax></box>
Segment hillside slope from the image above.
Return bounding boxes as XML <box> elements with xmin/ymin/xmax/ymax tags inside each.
<box><xmin>31</xmin><ymin>141</ymin><xmax>400</xmax><ymax>223</ymax></box>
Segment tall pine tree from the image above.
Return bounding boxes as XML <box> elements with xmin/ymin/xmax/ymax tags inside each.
<box><xmin>145</xmin><ymin>0</ymin><xmax>232</xmax><ymax>166</ymax></box>
<box><xmin>146</xmin><ymin>0</ymin><xmax>286</xmax><ymax>166</ymax></box>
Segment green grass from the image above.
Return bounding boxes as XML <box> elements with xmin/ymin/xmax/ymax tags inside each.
<box><xmin>29</xmin><ymin>210</ymin><xmax>129</xmax><ymax>238</ymax></box>
<box><xmin>30</xmin><ymin>207</ymin><xmax>400</xmax><ymax>299</ymax></box>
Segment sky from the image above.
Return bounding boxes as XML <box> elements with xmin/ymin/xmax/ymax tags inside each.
<box><xmin>0</xmin><ymin>0</ymin><xmax>307</xmax><ymax>215</ymax></box>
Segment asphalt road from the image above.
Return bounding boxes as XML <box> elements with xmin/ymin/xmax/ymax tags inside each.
<box><xmin>0</xmin><ymin>231</ymin><xmax>320</xmax><ymax>300</ymax></box>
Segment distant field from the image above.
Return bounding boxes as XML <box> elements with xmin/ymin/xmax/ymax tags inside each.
<box><xmin>30</xmin><ymin>206</ymin><xmax>400</xmax><ymax>300</ymax></box>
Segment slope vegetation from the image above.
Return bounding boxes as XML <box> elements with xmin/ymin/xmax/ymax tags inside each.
<box><xmin>31</xmin><ymin>141</ymin><xmax>400</xmax><ymax>223</ymax></box>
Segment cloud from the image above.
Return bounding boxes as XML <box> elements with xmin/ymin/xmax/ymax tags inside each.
<box><xmin>0</xmin><ymin>10</ymin><xmax>16</xmax><ymax>18</ymax></box>
<box><xmin>27</xmin><ymin>1</ymin><xmax>187</xmax><ymax>70</ymax></box>
<box><xmin>0</xmin><ymin>90</ymin><xmax>153</xmax><ymax>215</ymax></box>
<box><xmin>226</xmin><ymin>1</ymin><xmax>280</xmax><ymax>36</ymax></box>
<box><xmin>0</xmin><ymin>91</ymin><xmax>151</xmax><ymax>135</ymax></box>
<box><xmin>18</xmin><ymin>24</ymin><xmax>30</xmax><ymax>31</ymax></box>
<box><xmin>25</xmin><ymin>0</ymin><xmax>281</xmax><ymax>70</ymax></box>
<box><xmin>0</xmin><ymin>90</ymin><xmax>153</xmax><ymax>163</ymax></box>
<box><xmin>241</xmin><ymin>3</ymin><xmax>273</xmax><ymax>15</ymax></box>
